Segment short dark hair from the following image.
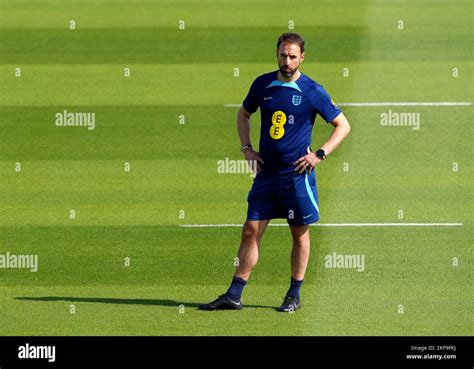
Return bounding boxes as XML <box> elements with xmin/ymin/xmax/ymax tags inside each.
<box><xmin>276</xmin><ymin>32</ymin><xmax>305</xmax><ymax>53</ymax></box>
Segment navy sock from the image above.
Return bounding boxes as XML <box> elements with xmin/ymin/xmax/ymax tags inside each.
<box><xmin>286</xmin><ymin>277</ymin><xmax>303</xmax><ymax>298</ymax></box>
<box><xmin>225</xmin><ymin>276</ymin><xmax>247</xmax><ymax>301</ymax></box>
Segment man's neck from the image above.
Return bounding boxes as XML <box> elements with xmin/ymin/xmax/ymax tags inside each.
<box><xmin>277</xmin><ymin>70</ymin><xmax>301</xmax><ymax>83</ymax></box>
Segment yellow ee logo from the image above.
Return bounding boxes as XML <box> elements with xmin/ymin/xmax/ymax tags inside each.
<box><xmin>270</xmin><ymin>110</ymin><xmax>287</xmax><ymax>140</ymax></box>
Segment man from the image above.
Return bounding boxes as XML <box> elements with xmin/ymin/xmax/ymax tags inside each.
<box><xmin>199</xmin><ymin>33</ymin><xmax>350</xmax><ymax>312</ymax></box>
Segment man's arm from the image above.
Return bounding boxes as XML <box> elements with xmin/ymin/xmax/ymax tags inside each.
<box><xmin>237</xmin><ymin>106</ymin><xmax>264</xmax><ymax>173</ymax></box>
<box><xmin>294</xmin><ymin>112</ymin><xmax>350</xmax><ymax>174</ymax></box>
<box><xmin>319</xmin><ymin>112</ymin><xmax>351</xmax><ymax>156</ymax></box>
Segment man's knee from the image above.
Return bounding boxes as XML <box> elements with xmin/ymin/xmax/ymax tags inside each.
<box><xmin>242</xmin><ymin>222</ymin><xmax>258</xmax><ymax>241</ymax></box>
<box><xmin>242</xmin><ymin>221</ymin><xmax>264</xmax><ymax>242</ymax></box>
<box><xmin>290</xmin><ymin>225</ymin><xmax>310</xmax><ymax>245</ymax></box>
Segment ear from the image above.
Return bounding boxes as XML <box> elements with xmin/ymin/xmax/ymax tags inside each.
<box><xmin>300</xmin><ymin>52</ymin><xmax>305</xmax><ymax>62</ymax></box>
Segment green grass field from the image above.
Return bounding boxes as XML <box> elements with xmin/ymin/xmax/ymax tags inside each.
<box><xmin>0</xmin><ymin>0</ymin><xmax>472</xmax><ymax>336</ymax></box>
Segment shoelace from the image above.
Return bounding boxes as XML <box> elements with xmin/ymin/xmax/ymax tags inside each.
<box><xmin>283</xmin><ymin>295</ymin><xmax>296</xmax><ymax>305</ymax></box>
<box><xmin>215</xmin><ymin>294</ymin><xmax>227</xmax><ymax>301</ymax></box>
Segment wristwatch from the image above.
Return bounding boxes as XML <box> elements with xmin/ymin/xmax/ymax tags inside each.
<box><xmin>316</xmin><ymin>149</ymin><xmax>326</xmax><ymax>160</ymax></box>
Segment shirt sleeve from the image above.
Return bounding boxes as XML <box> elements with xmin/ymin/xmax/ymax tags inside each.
<box><xmin>242</xmin><ymin>78</ymin><xmax>261</xmax><ymax>114</ymax></box>
<box><xmin>310</xmin><ymin>85</ymin><xmax>342</xmax><ymax>123</ymax></box>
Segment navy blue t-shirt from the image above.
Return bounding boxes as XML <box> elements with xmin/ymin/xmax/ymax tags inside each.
<box><xmin>242</xmin><ymin>70</ymin><xmax>341</xmax><ymax>180</ymax></box>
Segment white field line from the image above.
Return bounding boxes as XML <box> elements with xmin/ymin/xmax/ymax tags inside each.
<box><xmin>224</xmin><ymin>102</ymin><xmax>472</xmax><ymax>108</ymax></box>
<box><xmin>180</xmin><ymin>222</ymin><xmax>464</xmax><ymax>228</ymax></box>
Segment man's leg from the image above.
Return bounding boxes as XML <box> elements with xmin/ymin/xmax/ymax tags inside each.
<box><xmin>278</xmin><ymin>225</ymin><xmax>310</xmax><ymax>312</ymax></box>
<box><xmin>224</xmin><ymin>219</ymin><xmax>270</xmax><ymax>301</ymax></box>
<box><xmin>198</xmin><ymin>219</ymin><xmax>269</xmax><ymax>310</ymax></box>
<box><xmin>234</xmin><ymin>219</ymin><xmax>270</xmax><ymax>280</ymax></box>
<box><xmin>289</xmin><ymin>224</ymin><xmax>310</xmax><ymax>280</ymax></box>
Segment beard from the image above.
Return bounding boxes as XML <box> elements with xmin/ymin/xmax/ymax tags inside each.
<box><xmin>279</xmin><ymin>64</ymin><xmax>298</xmax><ymax>78</ymax></box>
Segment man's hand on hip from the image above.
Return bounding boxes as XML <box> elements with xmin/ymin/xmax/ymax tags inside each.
<box><xmin>294</xmin><ymin>147</ymin><xmax>321</xmax><ymax>174</ymax></box>
<box><xmin>243</xmin><ymin>148</ymin><xmax>264</xmax><ymax>174</ymax></box>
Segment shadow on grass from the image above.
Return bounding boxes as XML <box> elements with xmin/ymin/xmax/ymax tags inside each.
<box><xmin>14</xmin><ymin>296</ymin><xmax>275</xmax><ymax>310</ymax></box>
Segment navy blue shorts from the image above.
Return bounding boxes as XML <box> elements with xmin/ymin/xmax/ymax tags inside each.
<box><xmin>247</xmin><ymin>170</ymin><xmax>320</xmax><ymax>226</ymax></box>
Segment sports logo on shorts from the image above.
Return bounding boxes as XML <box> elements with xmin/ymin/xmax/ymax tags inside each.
<box><xmin>292</xmin><ymin>95</ymin><xmax>302</xmax><ymax>106</ymax></box>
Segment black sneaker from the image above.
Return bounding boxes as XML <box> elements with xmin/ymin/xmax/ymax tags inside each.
<box><xmin>277</xmin><ymin>295</ymin><xmax>301</xmax><ymax>312</ymax></box>
<box><xmin>198</xmin><ymin>294</ymin><xmax>243</xmax><ymax>311</ymax></box>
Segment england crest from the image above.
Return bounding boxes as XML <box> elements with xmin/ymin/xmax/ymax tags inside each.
<box><xmin>292</xmin><ymin>95</ymin><xmax>302</xmax><ymax>106</ymax></box>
